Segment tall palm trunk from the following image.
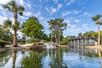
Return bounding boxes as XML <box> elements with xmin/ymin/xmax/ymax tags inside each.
<box><xmin>13</xmin><ymin>13</ymin><xmax>17</xmax><ymax>47</ymax></box>
<box><xmin>13</xmin><ymin>30</ymin><xmax>17</xmax><ymax>47</ymax></box>
<box><xmin>51</xmin><ymin>32</ymin><xmax>53</xmax><ymax>44</ymax></box>
<box><xmin>56</xmin><ymin>30</ymin><xmax>60</xmax><ymax>46</ymax></box>
<box><xmin>58</xmin><ymin>30</ymin><xmax>61</xmax><ymax>46</ymax></box>
<box><xmin>57</xmin><ymin>33</ymin><xmax>60</xmax><ymax>46</ymax></box>
<box><xmin>97</xmin><ymin>24</ymin><xmax>101</xmax><ymax>45</ymax></box>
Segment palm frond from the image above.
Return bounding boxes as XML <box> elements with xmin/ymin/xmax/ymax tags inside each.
<box><xmin>92</xmin><ymin>15</ymin><xmax>100</xmax><ymax>21</ymax></box>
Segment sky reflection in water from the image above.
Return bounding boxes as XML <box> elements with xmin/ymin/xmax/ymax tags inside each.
<box><xmin>0</xmin><ymin>47</ymin><xmax>102</xmax><ymax>68</ymax></box>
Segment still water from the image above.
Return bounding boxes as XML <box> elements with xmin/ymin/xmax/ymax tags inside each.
<box><xmin>0</xmin><ymin>47</ymin><xmax>102</xmax><ymax>68</ymax></box>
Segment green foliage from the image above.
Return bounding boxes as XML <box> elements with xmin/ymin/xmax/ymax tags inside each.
<box><xmin>83</xmin><ymin>31</ymin><xmax>97</xmax><ymax>39</ymax></box>
<box><xmin>48</xmin><ymin>18</ymin><xmax>67</xmax><ymax>31</ymax></box>
<box><xmin>0</xmin><ymin>25</ymin><xmax>4</xmax><ymax>39</ymax></box>
<box><xmin>22</xmin><ymin>16</ymin><xmax>47</xmax><ymax>41</ymax></box>
<box><xmin>3</xmin><ymin>19</ymin><xmax>11</xmax><ymax>31</ymax></box>
<box><xmin>21</xmin><ymin>51</ymin><xmax>44</xmax><ymax>68</ymax></box>
<box><xmin>0</xmin><ymin>24</ymin><xmax>13</xmax><ymax>42</ymax></box>
<box><xmin>92</xmin><ymin>15</ymin><xmax>102</xmax><ymax>25</ymax></box>
<box><xmin>92</xmin><ymin>15</ymin><xmax>100</xmax><ymax>21</ymax></box>
<box><xmin>78</xmin><ymin>31</ymin><xmax>102</xmax><ymax>44</ymax></box>
<box><xmin>3</xmin><ymin>1</ymin><xmax>25</xmax><ymax>17</ymax></box>
<box><xmin>48</xmin><ymin>18</ymin><xmax>67</xmax><ymax>45</ymax></box>
<box><xmin>60</xmin><ymin>37</ymin><xmax>69</xmax><ymax>45</ymax></box>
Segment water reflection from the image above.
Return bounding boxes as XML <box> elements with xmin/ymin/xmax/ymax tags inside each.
<box><xmin>21</xmin><ymin>50</ymin><xmax>45</xmax><ymax>68</ymax></box>
<box><xmin>0</xmin><ymin>50</ymin><xmax>11</xmax><ymax>66</ymax></box>
<box><xmin>12</xmin><ymin>50</ymin><xmax>17</xmax><ymax>68</ymax></box>
<box><xmin>0</xmin><ymin>47</ymin><xmax>102</xmax><ymax>68</ymax></box>
<box><xmin>49</xmin><ymin>48</ymin><xmax>68</xmax><ymax>68</ymax></box>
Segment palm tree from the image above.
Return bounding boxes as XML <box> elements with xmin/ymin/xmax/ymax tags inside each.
<box><xmin>48</xmin><ymin>18</ymin><xmax>67</xmax><ymax>46</ymax></box>
<box><xmin>3</xmin><ymin>1</ymin><xmax>24</xmax><ymax>47</ymax></box>
<box><xmin>93</xmin><ymin>15</ymin><xmax>102</xmax><ymax>45</ymax></box>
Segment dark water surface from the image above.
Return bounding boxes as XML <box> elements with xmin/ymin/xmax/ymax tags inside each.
<box><xmin>0</xmin><ymin>47</ymin><xmax>102</xmax><ymax>68</ymax></box>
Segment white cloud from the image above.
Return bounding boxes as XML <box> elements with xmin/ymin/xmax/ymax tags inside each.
<box><xmin>74</xmin><ymin>19</ymin><xmax>80</xmax><ymax>23</ymax></box>
<box><xmin>83</xmin><ymin>12</ymin><xmax>92</xmax><ymax>17</ymax></box>
<box><xmin>77</xmin><ymin>11</ymin><xmax>93</xmax><ymax>18</ymax></box>
<box><xmin>0</xmin><ymin>6</ymin><xmax>4</xmax><ymax>10</ymax></box>
<box><xmin>34</xmin><ymin>12</ymin><xmax>41</xmax><ymax>17</ymax></box>
<box><xmin>19</xmin><ymin>0</ymin><xmax>24</xmax><ymax>5</ymax></box>
<box><xmin>0</xmin><ymin>15</ymin><xmax>13</xmax><ymax>25</ymax></box>
<box><xmin>15</xmin><ymin>0</ymin><xmax>32</xmax><ymax>10</ymax></box>
<box><xmin>66</xmin><ymin>0</ymin><xmax>76</xmax><ymax>5</ymax></box>
<box><xmin>24</xmin><ymin>11</ymin><xmax>33</xmax><ymax>17</ymax></box>
<box><xmin>73</xmin><ymin>10</ymin><xmax>81</xmax><ymax>14</ymax></box>
<box><xmin>82</xmin><ymin>24</ymin><xmax>88</xmax><ymax>27</ymax></box>
<box><xmin>62</xmin><ymin>10</ymin><xmax>81</xmax><ymax>17</ymax></box>
<box><xmin>45</xmin><ymin>7</ymin><xmax>57</xmax><ymax>15</ymax></box>
<box><xmin>64</xmin><ymin>18</ymin><xmax>72</xmax><ymax>23</ymax></box>
<box><xmin>62</xmin><ymin>11</ymin><xmax>70</xmax><ymax>17</ymax></box>
<box><xmin>0</xmin><ymin>0</ymin><xmax>11</xmax><ymax>5</ymax></box>
<box><xmin>25</xmin><ymin>0</ymin><xmax>32</xmax><ymax>10</ymax></box>
<box><xmin>39</xmin><ymin>16</ymin><xmax>44</xmax><ymax>20</ymax></box>
<box><xmin>51</xmin><ymin>7</ymin><xmax>57</xmax><ymax>14</ymax></box>
<box><xmin>57</xmin><ymin>3</ymin><xmax>63</xmax><ymax>10</ymax></box>
<box><xmin>45</xmin><ymin>3</ymin><xmax>63</xmax><ymax>15</ymax></box>
<box><xmin>63</xmin><ymin>17</ymin><xmax>89</xmax><ymax>35</ymax></box>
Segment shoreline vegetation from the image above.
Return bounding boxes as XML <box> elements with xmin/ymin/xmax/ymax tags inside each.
<box><xmin>0</xmin><ymin>43</ymin><xmax>102</xmax><ymax>53</ymax></box>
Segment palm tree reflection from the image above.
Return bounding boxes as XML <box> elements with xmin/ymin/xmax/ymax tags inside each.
<box><xmin>12</xmin><ymin>50</ymin><xmax>17</xmax><ymax>68</ymax></box>
<box><xmin>49</xmin><ymin>48</ymin><xmax>68</xmax><ymax>68</ymax></box>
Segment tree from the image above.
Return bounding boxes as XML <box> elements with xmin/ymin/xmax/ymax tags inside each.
<box><xmin>22</xmin><ymin>16</ymin><xmax>45</xmax><ymax>41</ymax></box>
<box><xmin>0</xmin><ymin>25</ymin><xmax>4</xmax><ymax>40</ymax></box>
<box><xmin>92</xmin><ymin>15</ymin><xmax>102</xmax><ymax>45</ymax></box>
<box><xmin>48</xmin><ymin>18</ymin><xmax>67</xmax><ymax>46</ymax></box>
<box><xmin>3</xmin><ymin>19</ymin><xmax>12</xmax><ymax>31</ymax></box>
<box><xmin>83</xmin><ymin>31</ymin><xmax>97</xmax><ymax>39</ymax></box>
<box><xmin>3</xmin><ymin>1</ymin><xmax>24</xmax><ymax>47</ymax></box>
<box><xmin>0</xmin><ymin>21</ymin><xmax>13</xmax><ymax>42</ymax></box>
<box><xmin>60</xmin><ymin>36</ymin><xmax>69</xmax><ymax>45</ymax></box>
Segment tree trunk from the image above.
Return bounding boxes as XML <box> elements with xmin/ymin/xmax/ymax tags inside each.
<box><xmin>13</xmin><ymin>30</ymin><xmax>17</xmax><ymax>47</ymax></box>
<box><xmin>13</xmin><ymin>13</ymin><xmax>17</xmax><ymax>47</ymax></box>
<box><xmin>97</xmin><ymin>24</ymin><xmax>101</xmax><ymax>46</ymax></box>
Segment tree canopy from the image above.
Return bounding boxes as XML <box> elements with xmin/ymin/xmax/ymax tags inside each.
<box><xmin>22</xmin><ymin>16</ymin><xmax>47</xmax><ymax>40</ymax></box>
<box><xmin>48</xmin><ymin>18</ymin><xmax>67</xmax><ymax>45</ymax></box>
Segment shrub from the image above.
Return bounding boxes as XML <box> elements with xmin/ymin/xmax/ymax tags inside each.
<box><xmin>29</xmin><ymin>45</ymin><xmax>43</xmax><ymax>53</ymax></box>
<box><xmin>0</xmin><ymin>40</ymin><xmax>6</xmax><ymax>48</ymax></box>
<box><xmin>60</xmin><ymin>37</ymin><xmax>69</xmax><ymax>45</ymax></box>
<box><xmin>33</xmin><ymin>42</ymin><xmax>44</xmax><ymax>46</ymax></box>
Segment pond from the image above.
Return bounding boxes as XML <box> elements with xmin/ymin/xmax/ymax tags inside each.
<box><xmin>0</xmin><ymin>47</ymin><xmax>102</xmax><ymax>68</ymax></box>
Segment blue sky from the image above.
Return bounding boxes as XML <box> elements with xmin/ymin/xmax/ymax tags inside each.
<box><xmin>0</xmin><ymin>0</ymin><xmax>102</xmax><ymax>36</ymax></box>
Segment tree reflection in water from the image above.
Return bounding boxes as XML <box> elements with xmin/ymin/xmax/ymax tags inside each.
<box><xmin>0</xmin><ymin>50</ymin><xmax>11</xmax><ymax>66</ymax></box>
<box><xmin>21</xmin><ymin>50</ymin><xmax>45</xmax><ymax>68</ymax></box>
<box><xmin>49</xmin><ymin>48</ymin><xmax>68</xmax><ymax>68</ymax></box>
<box><xmin>98</xmin><ymin>50</ymin><xmax>102</xmax><ymax>68</ymax></box>
<box><xmin>12</xmin><ymin>50</ymin><xmax>17</xmax><ymax>68</ymax></box>
<box><xmin>1</xmin><ymin>47</ymin><xmax>102</xmax><ymax>68</ymax></box>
